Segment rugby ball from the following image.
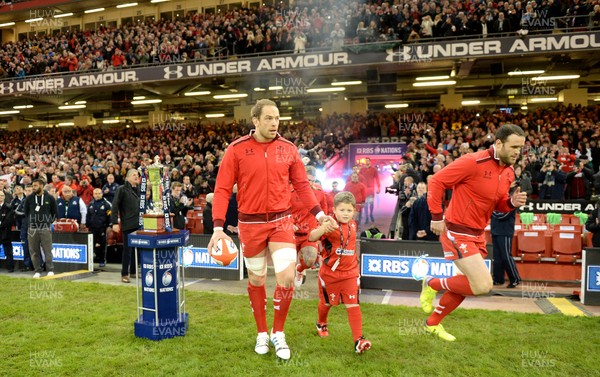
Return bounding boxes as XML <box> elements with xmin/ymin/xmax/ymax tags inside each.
<box><xmin>211</xmin><ymin>239</ymin><xmax>238</xmax><ymax>266</ymax></box>
<box><xmin>411</xmin><ymin>256</ymin><xmax>430</xmax><ymax>281</ymax></box>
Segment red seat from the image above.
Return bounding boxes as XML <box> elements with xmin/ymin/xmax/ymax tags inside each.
<box><xmin>554</xmin><ymin>224</ymin><xmax>582</xmax><ymax>233</ymax></box>
<box><xmin>516</xmin><ymin>230</ymin><xmax>546</xmax><ymax>263</ymax></box>
<box><xmin>552</xmin><ymin>231</ymin><xmax>582</xmax><ymax>264</ymax></box>
<box><xmin>560</xmin><ymin>215</ymin><xmax>574</xmax><ymax>224</ymax></box>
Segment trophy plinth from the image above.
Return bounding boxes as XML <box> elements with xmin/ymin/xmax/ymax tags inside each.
<box><xmin>140</xmin><ymin>214</ymin><xmax>177</xmax><ymax>234</ymax></box>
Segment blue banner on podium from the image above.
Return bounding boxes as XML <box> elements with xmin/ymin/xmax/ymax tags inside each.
<box><xmin>130</xmin><ymin>230</ymin><xmax>190</xmax><ymax>340</ymax></box>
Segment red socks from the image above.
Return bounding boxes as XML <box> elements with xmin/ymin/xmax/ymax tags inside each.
<box><xmin>426</xmin><ymin>291</ymin><xmax>466</xmax><ymax>326</ymax></box>
<box><xmin>428</xmin><ymin>275</ymin><xmax>474</xmax><ymax>296</ymax></box>
<box><xmin>248</xmin><ymin>283</ymin><xmax>268</xmax><ymax>333</ymax></box>
<box><xmin>272</xmin><ymin>284</ymin><xmax>294</xmax><ymax>333</ymax></box>
<box><xmin>346</xmin><ymin>306</ymin><xmax>363</xmax><ymax>342</ymax></box>
<box><xmin>318</xmin><ymin>301</ymin><xmax>331</xmax><ymax>324</ymax></box>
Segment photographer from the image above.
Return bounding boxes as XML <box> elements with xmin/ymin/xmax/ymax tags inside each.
<box><xmin>537</xmin><ymin>159</ymin><xmax>567</xmax><ymax>200</ymax></box>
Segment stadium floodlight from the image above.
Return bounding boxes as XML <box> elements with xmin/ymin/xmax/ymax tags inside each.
<box><xmin>413</xmin><ymin>80</ymin><xmax>456</xmax><ymax>87</ymax></box>
<box><xmin>331</xmin><ymin>81</ymin><xmax>362</xmax><ymax>86</ymax></box>
<box><xmin>0</xmin><ymin>110</ymin><xmax>20</xmax><ymax>115</ymax></box>
<box><xmin>415</xmin><ymin>75</ymin><xmax>450</xmax><ymax>81</ymax></box>
<box><xmin>521</xmin><ymin>106</ymin><xmax>528</xmax><ymax>110</ymax></box>
<box><xmin>306</xmin><ymin>87</ymin><xmax>345</xmax><ymax>93</ymax></box>
<box><xmin>594</xmin><ymin>98</ymin><xmax>600</xmax><ymax>102</ymax></box>
<box><xmin>131</xmin><ymin>99</ymin><xmax>162</xmax><ymax>105</ymax></box>
<box><xmin>59</xmin><ymin>105</ymin><xmax>86</xmax><ymax>110</ymax></box>
<box><xmin>507</xmin><ymin>70</ymin><xmax>545</xmax><ymax>76</ymax></box>
<box><xmin>280</xmin><ymin>116</ymin><xmax>292</xmax><ymax>121</ymax></box>
<box><xmin>0</xmin><ymin>22</ymin><xmax>15</xmax><ymax>27</ymax></box>
<box><xmin>151</xmin><ymin>0</ymin><xmax>169</xmax><ymax>3</ymax></box>
<box><xmin>84</xmin><ymin>8</ymin><xmax>105</xmax><ymax>13</ymax></box>
<box><xmin>184</xmin><ymin>91</ymin><xmax>211</xmax><ymax>96</ymax></box>
<box><xmin>253</xmin><ymin>87</ymin><xmax>266</xmax><ymax>92</ymax></box>
<box><xmin>213</xmin><ymin>93</ymin><xmax>248</xmax><ymax>99</ymax></box>
<box><xmin>133</xmin><ymin>96</ymin><xmax>145</xmax><ymax>100</ymax></box>
<box><xmin>117</xmin><ymin>3</ymin><xmax>138</xmax><ymax>8</ymax></box>
<box><xmin>529</xmin><ymin>97</ymin><xmax>558</xmax><ymax>102</ymax></box>
<box><xmin>462</xmin><ymin>100</ymin><xmax>480</xmax><ymax>106</ymax></box>
<box><xmin>13</xmin><ymin>105</ymin><xmax>33</xmax><ymax>109</ymax></box>
<box><xmin>268</xmin><ymin>86</ymin><xmax>283</xmax><ymax>91</ymax></box>
<box><xmin>385</xmin><ymin>103</ymin><xmax>409</xmax><ymax>109</ymax></box>
<box><xmin>75</xmin><ymin>100</ymin><xmax>87</xmax><ymax>105</ymax></box>
<box><xmin>58</xmin><ymin>122</ymin><xmax>74</xmax><ymax>126</ymax></box>
<box><xmin>531</xmin><ymin>75</ymin><xmax>580</xmax><ymax>81</ymax></box>
<box><xmin>54</xmin><ymin>13</ymin><xmax>74</xmax><ymax>18</ymax></box>
<box><xmin>103</xmin><ymin>120</ymin><xmax>120</xmax><ymax>124</ymax></box>
<box><xmin>24</xmin><ymin>18</ymin><xmax>43</xmax><ymax>23</ymax></box>
<box><xmin>205</xmin><ymin>113</ymin><xmax>225</xmax><ymax>118</ymax></box>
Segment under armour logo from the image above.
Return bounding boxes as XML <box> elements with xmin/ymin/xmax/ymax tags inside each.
<box><xmin>349</xmin><ymin>294</ymin><xmax>356</xmax><ymax>299</ymax></box>
<box><xmin>329</xmin><ymin>293</ymin><xmax>336</xmax><ymax>300</ymax></box>
<box><xmin>163</xmin><ymin>66</ymin><xmax>183</xmax><ymax>79</ymax></box>
<box><xmin>385</xmin><ymin>46</ymin><xmax>412</xmax><ymax>63</ymax></box>
<box><xmin>0</xmin><ymin>82</ymin><xmax>14</xmax><ymax>94</ymax></box>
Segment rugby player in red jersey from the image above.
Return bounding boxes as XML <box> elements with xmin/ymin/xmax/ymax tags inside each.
<box><xmin>421</xmin><ymin>124</ymin><xmax>527</xmax><ymax>341</ymax></box>
<box><xmin>208</xmin><ymin>99</ymin><xmax>336</xmax><ymax>360</ymax></box>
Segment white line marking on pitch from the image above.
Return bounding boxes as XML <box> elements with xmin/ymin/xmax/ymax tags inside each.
<box><xmin>382</xmin><ymin>289</ymin><xmax>393</xmax><ymax>305</ymax></box>
<box><xmin>184</xmin><ymin>279</ymin><xmax>204</xmax><ymax>287</ymax></box>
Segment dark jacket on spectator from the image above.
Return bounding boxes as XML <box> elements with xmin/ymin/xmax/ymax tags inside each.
<box><xmin>566</xmin><ymin>166</ymin><xmax>593</xmax><ymax>200</ymax></box>
<box><xmin>585</xmin><ymin>205</ymin><xmax>600</xmax><ymax>247</ymax></box>
<box><xmin>0</xmin><ymin>202</ymin><xmax>15</xmax><ymax>242</ymax></box>
<box><xmin>408</xmin><ymin>196</ymin><xmax>437</xmax><ymax>241</ymax></box>
<box><xmin>537</xmin><ymin>170</ymin><xmax>567</xmax><ymax>200</ymax></box>
<box><xmin>86</xmin><ymin>198</ymin><xmax>112</xmax><ymax>231</ymax></box>
<box><xmin>171</xmin><ymin>195</ymin><xmax>191</xmax><ymax>230</ymax></box>
<box><xmin>111</xmin><ymin>182</ymin><xmax>140</xmax><ymax>232</ymax></box>
<box><xmin>203</xmin><ymin>202</ymin><xmax>213</xmax><ymax>234</ymax></box>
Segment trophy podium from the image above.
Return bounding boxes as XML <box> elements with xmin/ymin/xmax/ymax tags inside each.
<box><xmin>129</xmin><ymin>157</ymin><xmax>190</xmax><ymax>340</ymax></box>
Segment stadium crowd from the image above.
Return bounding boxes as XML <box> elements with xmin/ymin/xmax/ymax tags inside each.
<box><xmin>1</xmin><ymin>0</ymin><xmax>597</xmax><ymax>77</ymax></box>
<box><xmin>0</xmin><ymin>104</ymin><xmax>598</xmax><ymax>208</ymax></box>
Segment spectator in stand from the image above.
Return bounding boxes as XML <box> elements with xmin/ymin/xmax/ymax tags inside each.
<box><xmin>86</xmin><ymin>188</ymin><xmax>112</xmax><ymax>268</ymax></box>
<box><xmin>0</xmin><ymin>191</ymin><xmax>15</xmax><ymax>272</ymax></box>
<box><xmin>515</xmin><ymin>165</ymin><xmax>533</xmax><ymax>196</ymax></box>
<box><xmin>77</xmin><ymin>176</ymin><xmax>94</xmax><ymax>205</ymax></box>
<box><xmin>111</xmin><ymin>48</ymin><xmax>126</xmax><ymax>68</ymax></box>
<box><xmin>170</xmin><ymin>181</ymin><xmax>192</xmax><ymax>230</ymax></box>
<box><xmin>57</xmin><ymin>186</ymin><xmax>88</xmax><ymax>230</ymax></box>
<box><xmin>538</xmin><ymin>159</ymin><xmax>567</xmax><ymax>200</ymax></box>
<box><xmin>24</xmin><ymin>179</ymin><xmax>58</xmax><ymax>279</ymax></box>
<box><xmin>203</xmin><ymin>193</ymin><xmax>214</xmax><ymax>235</ymax></box>
<box><xmin>399</xmin><ymin>176</ymin><xmax>417</xmax><ymax>240</ymax></box>
<box><xmin>585</xmin><ymin>201</ymin><xmax>600</xmax><ymax>247</ymax></box>
<box><xmin>111</xmin><ymin>169</ymin><xmax>141</xmax><ymax>284</ymax></box>
<box><xmin>566</xmin><ymin>159</ymin><xmax>594</xmax><ymax>200</ymax></box>
<box><xmin>224</xmin><ymin>185</ymin><xmax>238</xmax><ymax>236</ymax></box>
<box><xmin>330</xmin><ymin>22</ymin><xmax>345</xmax><ymax>51</ymax></box>
<box><xmin>182</xmin><ymin>175</ymin><xmax>198</xmax><ymax>200</ymax></box>
<box><xmin>408</xmin><ymin>181</ymin><xmax>437</xmax><ymax>241</ymax></box>
<box><xmin>102</xmin><ymin>174</ymin><xmax>119</xmax><ymax>204</ymax></box>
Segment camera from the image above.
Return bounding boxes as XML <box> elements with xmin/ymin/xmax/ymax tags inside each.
<box><xmin>385</xmin><ymin>186</ymin><xmax>398</xmax><ymax>195</ymax></box>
